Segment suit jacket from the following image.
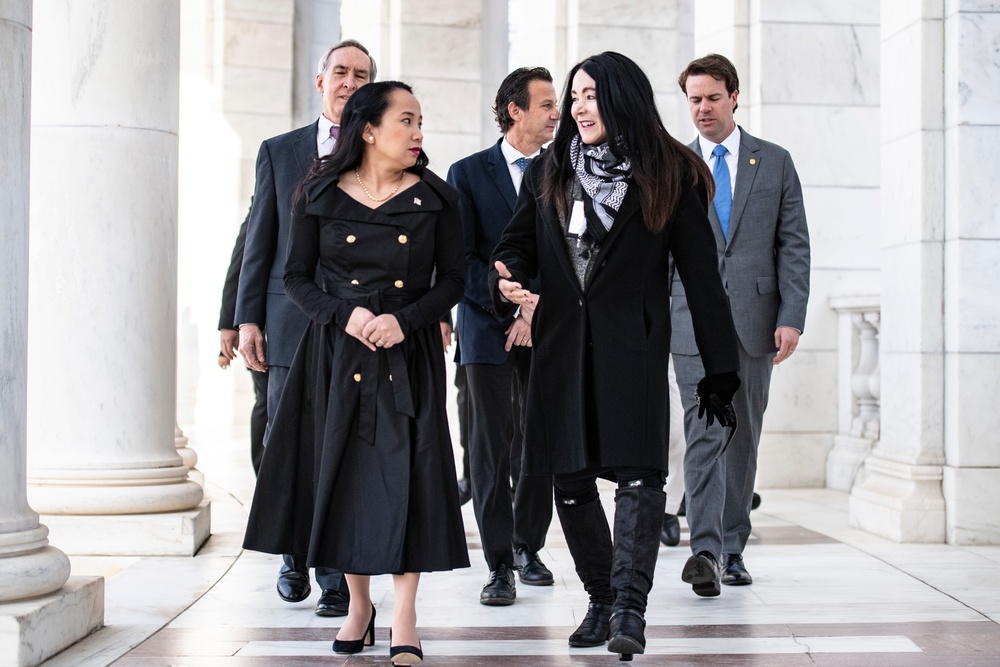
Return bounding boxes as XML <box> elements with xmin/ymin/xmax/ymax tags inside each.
<box><xmin>235</xmin><ymin>122</ymin><xmax>318</xmax><ymax>368</ymax></box>
<box><xmin>671</xmin><ymin>127</ymin><xmax>810</xmax><ymax>358</ymax></box>
<box><xmin>218</xmin><ymin>204</ymin><xmax>252</xmax><ymax>331</ymax></box>
<box><xmin>447</xmin><ymin>139</ymin><xmax>533</xmax><ymax>366</ymax></box>
<box><xmin>489</xmin><ymin>161</ymin><xmax>740</xmax><ymax>474</ymax></box>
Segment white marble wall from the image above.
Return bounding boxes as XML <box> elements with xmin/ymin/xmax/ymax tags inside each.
<box><xmin>692</xmin><ymin>1</ymin><xmax>881</xmax><ymax>488</ymax></box>
<box><xmin>26</xmin><ymin>0</ymin><xmax>208</xmax><ymax>555</ymax></box>
<box><xmin>941</xmin><ymin>1</ymin><xmax>1000</xmax><ymax>544</ymax></box>
<box><xmin>293</xmin><ymin>0</ymin><xmax>342</xmax><ymax>127</ymax></box>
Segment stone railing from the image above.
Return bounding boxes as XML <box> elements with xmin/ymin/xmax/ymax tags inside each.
<box><xmin>826</xmin><ymin>294</ymin><xmax>881</xmax><ymax>491</ymax></box>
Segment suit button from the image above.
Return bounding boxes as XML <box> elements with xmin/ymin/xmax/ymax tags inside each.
<box><xmin>725</xmin><ymin>250</ymin><xmax>732</xmax><ymax>257</ymax></box>
<box><xmin>353</xmin><ymin>373</ymin><xmax>361</xmax><ymax>382</ymax></box>
<box><xmin>578</xmin><ymin>299</ymin><xmax>583</xmax><ymax>307</ymax></box>
<box><xmin>398</xmin><ymin>234</ymin><xmax>408</xmax><ymax>244</ymax></box>
<box><xmin>346</xmin><ymin>235</ymin><xmax>356</xmax><ymax>243</ymax></box>
<box><xmin>351</xmin><ymin>279</ymin><xmax>360</xmax><ymax>285</ymax></box>
<box><xmin>394</xmin><ymin>280</ymin><xmax>404</xmax><ymax>288</ymax></box>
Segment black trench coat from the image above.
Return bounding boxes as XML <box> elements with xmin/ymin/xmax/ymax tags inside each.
<box><xmin>243</xmin><ymin>169</ymin><xmax>469</xmax><ymax>575</ymax></box>
<box><xmin>489</xmin><ymin>164</ymin><xmax>740</xmax><ymax>476</ymax></box>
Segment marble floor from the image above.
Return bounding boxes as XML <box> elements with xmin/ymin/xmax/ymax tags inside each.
<box><xmin>39</xmin><ymin>415</ymin><xmax>1000</xmax><ymax>666</ymax></box>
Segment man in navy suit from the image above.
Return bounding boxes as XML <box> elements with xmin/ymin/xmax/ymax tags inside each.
<box><xmin>235</xmin><ymin>39</ymin><xmax>375</xmax><ymax>616</ymax></box>
<box><xmin>447</xmin><ymin>67</ymin><xmax>559</xmax><ymax>605</ymax></box>
<box><xmin>672</xmin><ymin>54</ymin><xmax>810</xmax><ymax>597</ymax></box>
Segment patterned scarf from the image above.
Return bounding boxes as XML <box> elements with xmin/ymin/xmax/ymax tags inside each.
<box><xmin>569</xmin><ymin>135</ymin><xmax>631</xmax><ymax>245</ymax></box>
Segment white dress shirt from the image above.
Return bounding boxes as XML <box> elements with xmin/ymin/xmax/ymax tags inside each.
<box><xmin>317</xmin><ymin>114</ymin><xmax>338</xmax><ymax>157</ymax></box>
<box><xmin>696</xmin><ymin>125</ymin><xmax>741</xmax><ymax>197</ymax></box>
<box><xmin>500</xmin><ymin>136</ymin><xmax>541</xmax><ymax>196</ymax></box>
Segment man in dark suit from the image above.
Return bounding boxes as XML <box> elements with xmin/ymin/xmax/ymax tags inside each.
<box><xmin>672</xmin><ymin>53</ymin><xmax>810</xmax><ymax>597</ymax></box>
<box><xmin>447</xmin><ymin>67</ymin><xmax>559</xmax><ymax>605</ymax></box>
<box><xmin>236</xmin><ymin>38</ymin><xmax>375</xmax><ymax>616</ymax></box>
<box><xmin>218</xmin><ymin>204</ymin><xmax>267</xmax><ymax>475</ymax></box>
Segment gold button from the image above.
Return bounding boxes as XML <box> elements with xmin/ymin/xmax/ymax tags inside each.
<box><xmin>394</xmin><ymin>279</ymin><xmax>404</xmax><ymax>288</ymax></box>
<box><xmin>351</xmin><ymin>279</ymin><xmax>360</xmax><ymax>285</ymax></box>
<box><xmin>389</xmin><ymin>374</ymin><xmax>393</xmax><ymax>381</ymax></box>
<box><xmin>346</xmin><ymin>235</ymin><xmax>356</xmax><ymax>243</ymax></box>
<box><xmin>353</xmin><ymin>373</ymin><xmax>361</xmax><ymax>382</ymax></box>
<box><xmin>398</xmin><ymin>234</ymin><xmax>408</xmax><ymax>244</ymax></box>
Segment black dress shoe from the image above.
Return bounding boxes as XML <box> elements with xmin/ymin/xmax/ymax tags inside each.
<box><xmin>681</xmin><ymin>551</ymin><xmax>720</xmax><ymax>597</ymax></box>
<box><xmin>659</xmin><ymin>513</ymin><xmax>681</xmax><ymax>547</ymax></box>
<box><xmin>751</xmin><ymin>492</ymin><xmax>761</xmax><ymax>510</ymax></box>
<box><xmin>568</xmin><ymin>602</ymin><xmax>612</xmax><ymax>647</ymax></box>
<box><xmin>479</xmin><ymin>564</ymin><xmax>516</xmax><ymax>605</ymax></box>
<box><xmin>457</xmin><ymin>478</ymin><xmax>472</xmax><ymax>505</ymax></box>
<box><xmin>332</xmin><ymin>603</ymin><xmax>375</xmax><ymax>654</ymax></box>
<box><xmin>513</xmin><ymin>546</ymin><xmax>554</xmax><ymax>586</ymax></box>
<box><xmin>389</xmin><ymin>628</ymin><xmax>424</xmax><ymax>665</ymax></box>
<box><xmin>315</xmin><ymin>588</ymin><xmax>350</xmax><ymax>616</ymax></box>
<box><xmin>721</xmin><ymin>553</ymin><xmax>753</xmax><ymax>585</ymax></box>
<box><xmin>276</xmin><ymin>568</ymin><xmax>311</xmax><ymax>603</ymax></box>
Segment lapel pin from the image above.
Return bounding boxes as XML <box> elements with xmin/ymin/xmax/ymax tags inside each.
<box><xmin>413</xmin><ymin>197</ymin><xmax>422</xmax><ymax>205</ymax></box>
<box><xmin>749</xmin><ymin>158</ymin><xmax>756</xmax><ymax>165</ymax></box>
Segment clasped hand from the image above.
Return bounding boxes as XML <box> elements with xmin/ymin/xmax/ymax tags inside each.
<box><xmin>695</xmin><ymin>373</ymin><xmax>741</xmax><ymax>429</ymax></box>
<box><xmin>347</xmin><ymin>307</ymin><xmax>403</xmax><ymax>352</ymax></box>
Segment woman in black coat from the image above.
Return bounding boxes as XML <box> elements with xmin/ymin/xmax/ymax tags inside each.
<box><xmin>490</xmin><ymin>52</ymin><xmax>741</xmax><ymax>660</ymax></box>
<box><xmin>244</xmin><ymin>81</ymin><xmax>468</xmax><ymax>666</ymax></box>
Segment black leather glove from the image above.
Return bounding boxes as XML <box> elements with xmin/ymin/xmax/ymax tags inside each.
<box><xmin>695</xmin><ymin>372</ymin><xmax>741</xmax><ymax>428</ymax></box>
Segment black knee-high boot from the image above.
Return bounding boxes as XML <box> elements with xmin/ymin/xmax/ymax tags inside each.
<box><xmin>555</xmin><ymin>495</ymin><xmax>613</xmax><ymax>647</ymax></box>
<box><xmin>607</xmin><ymin>484</ymin><xmax>666</xmax><ymax>661</ymax></box>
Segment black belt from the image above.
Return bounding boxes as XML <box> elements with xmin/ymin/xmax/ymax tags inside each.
<box><xmin>330</xmin><ymin>284</ymin><xmax>428</xmax><ymax>445</ymax></box>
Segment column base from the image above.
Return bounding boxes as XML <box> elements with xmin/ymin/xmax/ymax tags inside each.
<box><xmin>849</xmin><ymin>455</ymin><xmax>945</xmax><ymax>542</ymax></box>
<box><xmin>826</xmin><ymin>434</ymin><xmax>876</xmax><ymax>491</ymax></box>
<box><xmin>0</xmin><ymin>576</ymin><xmax>103</xmax><ymax>667</ymax></box>
<box><xmin>41</xmin><ymin>501</ymin><xmax>211</xmax><ymax>556</ymax></box>
<box><xmin>943</xmin><ymin>466</ymin><xmax>1000</xmax><ymax>545</ymax></box>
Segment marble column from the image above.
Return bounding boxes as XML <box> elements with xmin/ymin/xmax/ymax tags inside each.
<box><xmin>341</xmin><ymin>0</ymin><xmax>483</xmax><ymax>171</ymax></box>
<box><xmin>691</xmin><ymin>1</ymin><xmax>881</xmax><ymax>488</ymax></box>
<box><xmin>852</xmin><ymin>1</ymin><xmax>1000</xmax><ymax>545</ymax></box>
<box><xmin>0</xmin><ymin>4</ymin><xmax>103</xmax><ymax>666</ymax></box>
<box><xmin>26</xmin><ymin>0</ymin><xmax>210</xmax><ymax>556</ymax></box>
<box><xmin>849</xmin><ymin>1</ymin><xmax>948</xmax><ymax>542</ymax></box>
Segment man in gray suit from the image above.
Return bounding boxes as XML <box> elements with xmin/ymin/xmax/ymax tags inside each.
<box><xmin>671</xmin><ymin>53</ymin><xmax>810</xmax><ymax>597</ymax></box>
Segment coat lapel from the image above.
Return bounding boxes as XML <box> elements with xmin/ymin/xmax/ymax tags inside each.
<box><xmin>293</xmin><ymin>121</ymin><xmax>320</xmax><ymax>178</ymax></box>
<box><xmin>585</xmin><ymin>186</ymin><xmax>640</xmax><ymax>291</ymax></box>
<box><xmin>486</xmin><ymin>140</ymin><xmax>517</xmax><ymax>212</ymax></box>
<box><xmin>725</xmin><ymin>126</ymin><xmax>761</xmax><ymax>248</ymax></box>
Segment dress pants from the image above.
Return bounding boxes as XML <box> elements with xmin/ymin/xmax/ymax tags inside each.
<box><xmin>673</xmin><ymin>338</ymin><xmax>773</xmax><ymax>558</ymax></box>
<box><xmin>250</xmin><ymin>368</ymin><xmax>268</xmax><ymax>477</ymax></box>
<box><xmin>266</xmin><ymin>364</ymin><xmax>348</xmax><ymax>594</ymax></box>
<box><xmin>466</xmin><ymin>346</ymin><xmax>553</xmax><ymax>571</ymax></box>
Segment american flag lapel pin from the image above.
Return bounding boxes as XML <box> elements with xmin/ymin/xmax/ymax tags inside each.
<box><xmin>414</xmin><ymin>197</ymin><xmax>422</xmax><ymax>205</ymax></box>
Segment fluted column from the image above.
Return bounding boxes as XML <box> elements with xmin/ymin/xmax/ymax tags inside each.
<box><xmin>1</xmin><ymin>4</ymin><xmax>103</xmax><ymax>666</ymax></box>
<box><xmin>26</xmin><ymin>0</ymin><xmax>209</xmax><ymax>556</ymax></box>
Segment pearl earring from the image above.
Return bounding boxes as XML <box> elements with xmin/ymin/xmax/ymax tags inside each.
<box><xmin>368</xmin><ymin>136</ymin><xmax>374</xmax><ymax>142</ymax></box>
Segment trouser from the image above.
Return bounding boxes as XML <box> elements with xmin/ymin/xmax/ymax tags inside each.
<box><xmin>664</xmin><ymin>356</ymin><xmax>687</xmax><ymax>515</ymax></box>
<box><xmin>466</xmin><ymin>348</ymin><xmax>553</xmax><ymax>571</ymax></box>
<box><xmin>673</xmin><ymin>338</ymin><xmax>773</xmax><ymax>557</ymax></box>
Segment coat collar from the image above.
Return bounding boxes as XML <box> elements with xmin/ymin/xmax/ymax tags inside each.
<box><xmin>303</xmin><ymin>170</ymin><xmax>444</xmax><ymax>221</ymax></box>
<box><xmin>292</xmin><ymin>121</ymin><xmax>320</xmax><ymax>178</ymax></box>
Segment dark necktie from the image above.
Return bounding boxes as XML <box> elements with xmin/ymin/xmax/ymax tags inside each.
<box><xmin>514</xmin><ymin>156</ymin><xmax>532</xmax><ymax>173</ymax></box>
<box><xmin>712</xmin><ymin>144</ymin><xmax>732</xmax><ymax>239</ymax></box>
<box><xmin>330</xmin><ymin>125</ymin><xmax>339</xmax><ymax>142</ymax></box>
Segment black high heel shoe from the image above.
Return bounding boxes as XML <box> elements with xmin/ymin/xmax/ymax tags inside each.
<box><xmin>332</xmin><ymin>603</ymin><xmax>376</xmax><ymax>654</ymax></box>
<box><xmin>389</xmin><ymin>628</ymin><xmax>423</xmax><ymax>665</ymax></box>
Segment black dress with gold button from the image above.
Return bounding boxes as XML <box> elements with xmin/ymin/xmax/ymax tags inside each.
<box><xmin>243</xmin><ymin>169</ymin><xmax>470</xmax><ymax>575</ymax></box>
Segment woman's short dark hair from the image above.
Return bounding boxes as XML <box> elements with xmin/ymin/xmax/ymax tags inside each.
<box><xmin>295</xmin><ymin>81</ymin><xmax>427</xmax><ymax>208</ymax></box>
<box><xmin>678</xmin><ymin>53</ymin><xmax>739</xmax><ymax>111</ymax></box>
<box><xmin>493</xmin><ymin>67</ymin><xmax>553</xmax><ymax>133</ymax></box>
<box><xmin>539</xmin><ymin>52</ymin><xmax>713</xmax><ymax>234</ymax></box>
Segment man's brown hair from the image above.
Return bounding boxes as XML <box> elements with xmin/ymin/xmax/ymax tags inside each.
<box><xmin>678</xmin><ymin>53</ymin><xmax>739</xmax><ymax>111</ymax></box>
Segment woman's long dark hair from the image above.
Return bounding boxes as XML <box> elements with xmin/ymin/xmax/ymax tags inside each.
<box><xmin>294</xmin><ymin>81</ymin><xmax>428</xmax><ymax>209</ymax></box>
<box><xmin>540</xmin><ymin>52</ymin><xmax>713</xmax><ymax>234</ymax></box>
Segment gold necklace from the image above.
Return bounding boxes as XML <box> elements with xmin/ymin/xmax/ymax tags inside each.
<box><xmin>355</xmin><ymin>167</ymin><xmax>405</xmax><ymax>202</ymax></box>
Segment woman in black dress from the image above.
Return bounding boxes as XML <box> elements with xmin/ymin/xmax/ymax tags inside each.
<box><xmin>490</xmin><ymin>52</ymin><xmax>741</xmax><ymax>660</ymax></box>
<box><xmin>244</xmin><ymin>81</ymin><xmax>468</xmax><ymax>665</ymax></box>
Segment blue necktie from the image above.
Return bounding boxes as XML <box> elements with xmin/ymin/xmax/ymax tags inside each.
<box><xmin>514</xmin><ymin>157</ymin><xmax>532</xmax><ymax>173</ymax></box>
<box><xmin>712</xmin><ymin>144</ymin><xmax>732</xmax><ymax>239</ymax></box>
